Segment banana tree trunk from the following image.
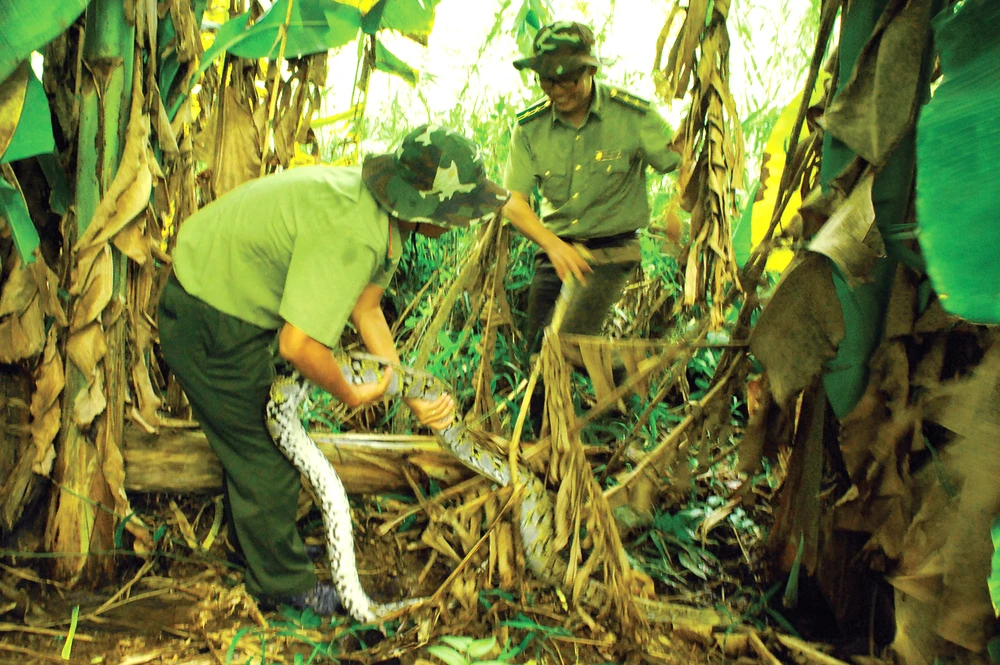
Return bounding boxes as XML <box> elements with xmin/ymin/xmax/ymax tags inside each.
<box><xmin>47</xmin><ymin>0</ymin><xmax>134</xmax><ymax>585</ymax></box>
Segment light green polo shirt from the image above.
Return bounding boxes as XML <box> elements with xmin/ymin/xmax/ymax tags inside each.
<box><xmin>504</xmin><ymin>83</ymin><xmax>680</xmax><ymax>240</ymax></box>
<box><xmin>173</xmin><ymin>165</ymin><xmax>404</xmax><ymax>348</ymax></box>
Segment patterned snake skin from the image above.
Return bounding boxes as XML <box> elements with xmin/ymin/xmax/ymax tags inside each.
<box><xmin>265</xmin><ymin>353</ymin><xmax>575</xmax><ymax>624</ymax></box>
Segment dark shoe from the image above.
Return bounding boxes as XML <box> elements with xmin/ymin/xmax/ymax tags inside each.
<box><xmin>305</xmin><ymin>544</ymin><xmax>327</xmax><ymax>561</ymax></box>
<box><xmin>260</xmin><ymin>581</ymin><xmax>342</xmax><ymax>616</ymax></box>
<box><xmin>288</xmin><ymin>581</ymin><xmax>342</xmax><ymax>616</ymax></box>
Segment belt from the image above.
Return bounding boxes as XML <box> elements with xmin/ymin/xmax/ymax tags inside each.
<box><xmin>558</xmin><ymin>231</ymin><xmax>638</xmax><ymax>250</ymax></box>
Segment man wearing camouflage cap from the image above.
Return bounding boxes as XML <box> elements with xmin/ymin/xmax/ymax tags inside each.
<box><xmin>502</xmin><ymin>21</ymin><xmax>682</xmax><ymax>353</ymax></box>
<box><xmin>158</xmin><ymin>124</ymin><xmax>508</xmax><ymax>615</ymax></box>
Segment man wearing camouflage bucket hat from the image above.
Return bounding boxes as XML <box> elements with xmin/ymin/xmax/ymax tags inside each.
<box><xmin>503</xmin><ymin>21</ymin><xmax>682</xmax><ymax>355</ymax></box>
<box><xmin>158</xmin><ymin>124</ymin><xmax>508</xmax><ymax>616</ymax></box>
<box><xmin>364</xmin><ymin>124</ymin><xmax>509</xmax><ymax>227</ymax></box>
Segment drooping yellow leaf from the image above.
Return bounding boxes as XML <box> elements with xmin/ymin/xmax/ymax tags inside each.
<box><xmin>208</xmin><ymin>84</ymin><xmax>265</xmax><ymax>196</ymax></box>
<box><xmin>152</xmin><ymin>83</ymin><xmax>179</xmax><ymax>155</ymax></box>
<box><xmin>749</xmin><ymin>253</ymin><xmax>846</xmax><ymax>405</ymax></box>
<box><xmin>30</xmin><ymin>328</ymin><xmax>63</xmax><ymax>477</ymax></box>
<box><xmin>69</xmin><ymin>245</ymin><xmax>113</xmax><ymax>332</ymax></box>
<box><xmin>131</xmin><ymin>355</ymin><xmax>162</xmax><ymax>428</ymax></box>
<box><xmin>169</xmin><ymin>500</ymin><xmax>200</xmax><ymax>550</ymax></box>
<box><xmin>111</xmin><ymin>211</ymin><xmax>150</xmax><ymax>265</ymax></box>
<box><xmin>578</xmin><ymin>338</ymin><xmax>625</xmax><ymax>412</ymax></box>
<box><xmin>808</xmin><ymin>171</ymin><xmax>885</xmax><ymax>287</ymax></box>
<box><xmin>553</xmin><ymin>466</ymin><xmax>575</xmax><ymax>555</ymax></box>
<box><xmin>656</xmin><ymin>1</ymin><xmax>744</xmax><ymax>326</ymax></box>
<box><xmin>66</xmin><ymin>322</ymin><xmax>108</xmax><ymax>378</ymax></box>
<box><xmin>751</xmin><ymin>72</ymin><xmax>830</xmax><ymax>272</ymax></box>
<box><xmin>0</xmin><ymin>255</ymin><xmax>35</xmax><ymax>316</ymax></box>
<box><xmin>72</xmin><ymin>72</ymin><xmax>153</xmax><ymax>284</ymax></box>
<box><xmin>73</xmin><ymin>364</ymin><xmax>107</xmax><ymax>428</ymax></box>
<box><xmin>29</xmin><ymin>257</ymin><xmax>67</xmax><ymax>326</ymax></box>
<box><xmin>0</xmin><ymin>295</ymin><xmax>44</xmax><ymax>363</ymax></box>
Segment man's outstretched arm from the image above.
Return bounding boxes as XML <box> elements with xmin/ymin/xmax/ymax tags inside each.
<box><xmin>502</xmin><ymin>192</ymin><xmax>591</xmax><ymax>284</ymax></box>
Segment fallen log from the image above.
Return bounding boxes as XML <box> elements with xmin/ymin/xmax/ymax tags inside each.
<box><xmin>124</xmin><ymin>426</ymin><xmax>474</xmax><ymax>494</ymax></box>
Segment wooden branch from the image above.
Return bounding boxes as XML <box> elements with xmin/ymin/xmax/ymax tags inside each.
<box><xmin>124</xmin><ymin>427</ymin><xmax>472</xmax><ymax>494</ymax></box>
<box><xmin>0</xmin><ymin>623</ymin><xmax>94</xmax><ymax>642</ymax></box>
<box><xmin>774</xmin><ymin>634</ymin><xmax>851</xmax><ymax>665</ymax></box>
<box><xmin>0</xmin><ymin>643</ymin><xmax>85</xmax><ymax>664</ymax></box>
<box><xmin>749</xmin><ymin>632</ymin><xmax>784</xmax><ymax>665</ymax></box>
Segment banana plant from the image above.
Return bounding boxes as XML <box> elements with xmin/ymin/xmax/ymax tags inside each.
<box><xmin>197</xmin><ymin>0</ymin><xmax>440</xmax><ymax>88</ymax></box>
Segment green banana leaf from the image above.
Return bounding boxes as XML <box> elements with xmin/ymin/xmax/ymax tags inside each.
<box><xmin>362</xmin><ymin>0</ymin><xmax>390</xmax><ymax>35</ymax></box>
<box><xmin>1</xmin><ymin>66</ymin><xmax>55</xmax><ymax>164</ymax></box>
<box><xmin>37</xmin><ymin>152</ymin><xmax>70</xmax><ymax>215</ymax></box>
<box><xmin>915</xmin><ymin>0</ymin><xmax>1000</xmax><ymax>323</ymax></box>
<box><xmin>226</xmin><ymin>0</ymin><xmax>362</xmax><ymax>60</ymax></box>
<box><xmin>0</xmin><ymin>175</ymin><xmax>39</xmax><ymax>264</ymax></box>
<box><xmin>379</xmin><ymin>0</ymin><xmax>442</xmax><ymax>43</ymax></box>
<box><xmin>0</xmin><ymin>62</ymin><xmax>58</xmax><ymax>264</ymax></box>
<box><xmin>817</xmin><ymin>0</ymin><xmax>939</xmax><ymax>417</ymax></box>
<box><xmin>196</xmin><ymin>0</ymin><xmax>363</xmax><ymax>83</ymax></box>
<box><xmin>196</xmin><ymin>0</ymin><xmax>437</xmax><ymax>87</ymax></box>
<box><xmin>817</xmin><ymin>0</ymin><xmax>899</xmax><ymax>418</ymax></box>
<box><xmin>0</xmin><ymin>0</ymin><xmax>89</xmax><ymax>84</ymax></box>
<box><xmin>375</xmin><ymin>42</ymin><xmax>418</xmax><ymax>86</ymax></box>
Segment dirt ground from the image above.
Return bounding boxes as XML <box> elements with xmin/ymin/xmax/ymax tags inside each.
<box><xmin>0</xmin><ymin>504</ymin><xmax>738</xmax><ymax>665</ymax></box>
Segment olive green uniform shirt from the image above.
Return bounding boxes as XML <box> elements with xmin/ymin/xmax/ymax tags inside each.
<box><xmin>503</xmin><ymin>83</ymin><xmax>680</xmax><ymax>240</ymax></box>
<box><xmin>173</xmin><ymin>165</ymin><xmax>404</xmax><ymax>348</ymax></box>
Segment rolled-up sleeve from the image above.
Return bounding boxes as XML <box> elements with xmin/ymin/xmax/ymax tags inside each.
<box><xmin>639</xmin><ymin>109</ymin><xmax>681</xmax><ymax>173</ymax></box>
<box><xmin>503</xmin><ymin>124</ymin><xmax>537</xmax><ymax>197</ymax></box>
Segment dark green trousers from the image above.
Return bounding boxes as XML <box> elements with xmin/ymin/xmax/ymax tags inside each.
<box><xmin>523</xmin><ymin>239</ymin><xmax>640</xmax><ymax>353</ymax></box>
<box><xmin>157</xmin><ymin>276</ymin><xmax>315</xmax><ymax>598</ymax></box>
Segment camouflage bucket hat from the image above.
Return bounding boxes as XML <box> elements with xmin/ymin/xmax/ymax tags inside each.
<box><xmin>362</xmin><ymin>124</ymin><xmax>510</xmax><ymax>228</ymax></box>
<box><xmin>512</xmin><ymin>21</ymin><xmax>604</xmax><ymax>78</ymax></box>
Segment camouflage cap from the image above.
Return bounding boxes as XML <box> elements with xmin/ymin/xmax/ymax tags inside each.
<box><xmin>362</xmin><ymin>124</ymin><xmax>510</xmax><ymax>228</ymax></box>
<box><xmin>512</xmin><ymin>21</ymin><xmax>604</xmax><ymax>78</ymax></box>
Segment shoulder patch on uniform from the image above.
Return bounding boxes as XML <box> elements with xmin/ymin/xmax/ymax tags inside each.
<box><xmin>608</xmin><ymin>87</ymin><xmax>650</xmax><ymax>114</ymax></box>
<box><xmin>516</xmin><ymin>99</ymin><xmax>551</xmax><ymax>126</ymax></box>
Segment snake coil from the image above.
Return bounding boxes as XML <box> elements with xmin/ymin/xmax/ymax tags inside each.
<box><xmin>266</xmin><ymin>353</ymin><xmax>590</xmax><ymax>624</ymax></box>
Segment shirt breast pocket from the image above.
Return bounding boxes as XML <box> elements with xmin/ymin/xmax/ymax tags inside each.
<box><xmin>594</xmin><ymin>151</ymin><xmax>631</xmax><ymax>176</ymax></box>
<box><xmin>538</xmin><ymin>166</ymin><xmax>571</xmax><ymax>204</ymax></box>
